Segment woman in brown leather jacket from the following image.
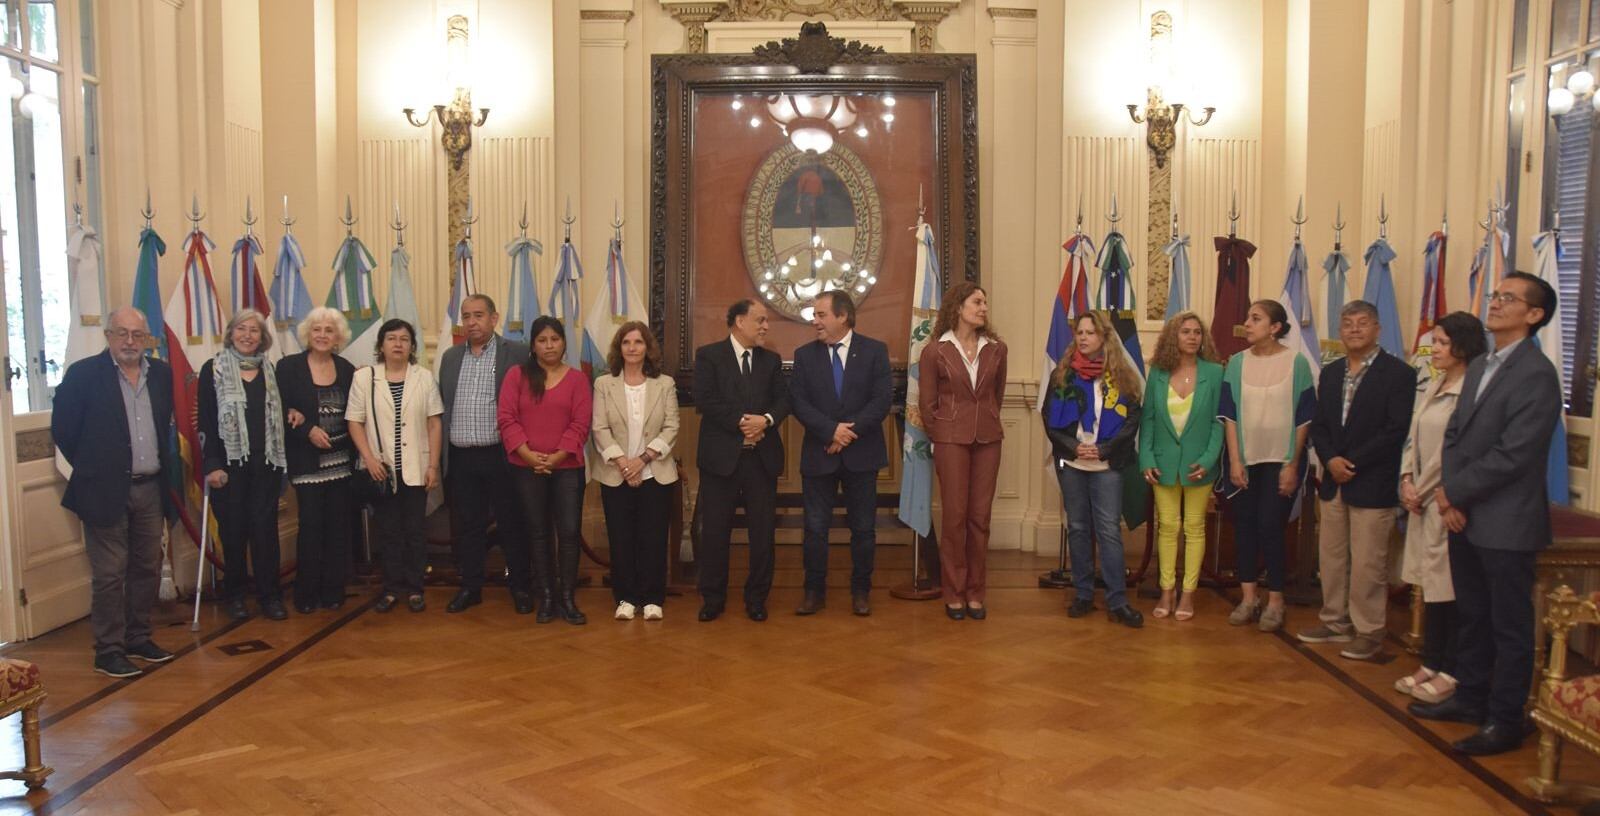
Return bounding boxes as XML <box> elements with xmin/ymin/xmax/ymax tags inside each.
<box><xmin>918</xmin><ymin>282</ymin><xmax>1007</xmax><ymax>620</ymax></box>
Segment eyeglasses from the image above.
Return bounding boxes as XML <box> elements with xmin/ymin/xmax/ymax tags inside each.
<box><xmin>106</xmin><ymin>329</ymin><xmax>151</xmax><ymax>343</ymax></box>
<box><xmin>1488</xmin><ymin>291</ymin><xmax>1530</xmax><ymax>306</ymax></box>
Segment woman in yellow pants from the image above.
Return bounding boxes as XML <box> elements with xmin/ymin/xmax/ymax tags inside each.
<box><xmin>1138</xmin><ymin>312</ymin><xmax>1224</xmax><ymax>620</ymax></box>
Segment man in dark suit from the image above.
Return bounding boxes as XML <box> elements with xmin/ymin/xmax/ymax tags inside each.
<box><xmin>1299</xmin><ymin>300</ymin><xmax>1415</xmax><ymax>661</ymax></box>
<box><xmin>695</xmin><ymin>299</ymin><xmax>791</xmax><ymax>622</ymax></box>
<box><xmin>789</xmin><ymin>291</ymin><xmax>892</xmax><ymax>616</ymax></box>
<box><xmin>1409</xmin><ymin>272</ymin><xmax>1563</xmax><ymax>756</ymax></box>
<box><xmin>52</xmin><ymin>306</ymin><xmax>177</xmax><ymax>678</ymax></box>
<box><xmin>437</xmin><ymin>294</ymin><xmax>533</xmax><ymax>614</ymax></box>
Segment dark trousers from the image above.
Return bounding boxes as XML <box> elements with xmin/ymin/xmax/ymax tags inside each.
<box><xmin>84</xmin><ymin>480</ymin><xmax>164</xmax><ymax>657</ymax></box>
<box><xmin>800</xmin><ymin>468</ymin><xmax>879</xmax><ymax>596</ymax></box>
<box><xmin>1423</xmin><ymin>600</ymin><xmax>1459</xmax><ymax>675</ymax></box>
<box><xmin>697</xmin><ymin>451</ymin><xmax>778</xmax><ymax>608</ymax></box>
<box><xmin>513</xmin><ymin>467</ymin><xmax>585</xmax><ymax>595</ymax></box>
<box><xmin>292</xmin><ymin>477</ymin><xmax>352</xmax><ymax>607</ymax></box>
<box><xmin>447</xmin><ymin>445</ymin><xmax>530</xmax><ymax>593</ymax></box>
<box><xmin>601</xmin><ymin>480</ymin><xmax>671</xmax><ymax>606</ymax></box>
<box><xmin>216</xmin><ymin>459</ymin><xmax>284</xmax><ymax>603</ymax></box>
<box><xmin>373</xmin><ymin>484</ymin><xmax>427</xmax><ymax>596</ymax></box>
<box><xmin>1448</xmin><ymin>533</ymin><xmax>1536</xmax><ymax>728</ymax></box>
<box><xmin>1231</xmin><ymin>462</ymin><xmax>1294</xmax><ymax>591</ymax></box>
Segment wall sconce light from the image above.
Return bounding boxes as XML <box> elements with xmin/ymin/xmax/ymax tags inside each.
<box><xmin>403</xmin><ymin>14</ymin><xmax>490</xmax><ymax>171</ymax></box>
<box><xmin>1125</xmin><ymin>11</ymin><xmax>1214</xmax><ymax>168</ymax></box>
<box><xmin>1548</xmin><ymin>62</ymin><xmax>1600</xmax><ymax>115</ymax></box>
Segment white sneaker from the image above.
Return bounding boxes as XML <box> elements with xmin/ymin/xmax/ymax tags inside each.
<box><xmin>614</xmin><ymin>601</ymin><xmax>636</xmax><ymax>621</ymax></box>
<box><xmin>642</xmin><ymin>604</ymin><xmax>663</xmax><ymax>621</ymax></box>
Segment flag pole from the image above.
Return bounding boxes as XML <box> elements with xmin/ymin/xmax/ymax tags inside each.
<box><xmin>190</xmin><ymin>484</ymin><xmax>211</xmax><ymax>631</ymax></box>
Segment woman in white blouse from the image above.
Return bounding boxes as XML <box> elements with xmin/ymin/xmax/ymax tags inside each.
<box><xmin>1394</xmin><ymin>311</ymin><xmax>1486</xmax><ymax>704</ymax></box>
<box><xmin>591</xmin><ymin>322</ymin><xmax>680</xmax><ymax>621</ymax></box>
<box><xmin>346</xmin><ymin>319</ymin><xmax>444</xmax><ymax>614</ymax></box>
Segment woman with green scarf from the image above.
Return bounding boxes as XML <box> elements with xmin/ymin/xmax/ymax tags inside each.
<box><xmin>199</xmin><ymin>308</ymin><xmax>289</xmax><ymax>622</ymax></box>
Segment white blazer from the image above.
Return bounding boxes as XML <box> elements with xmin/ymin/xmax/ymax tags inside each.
<box><xmin>590</xmin><ymin>373</ymin><xmax>680</xmax><ymax>486</ymax></box>
<box><xmin>345</xmin><ymin>363</ymin><xmax>445</xmax><ymax>487</ymax></box>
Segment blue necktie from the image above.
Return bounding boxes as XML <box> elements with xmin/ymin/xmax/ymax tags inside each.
<box><xmin>831</xmin><ymin>343</ymin><xmax>844</xmax><ymax>398</ymax></box>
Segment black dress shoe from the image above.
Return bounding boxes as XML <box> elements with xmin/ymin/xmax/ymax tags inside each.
<box><xmin>407</xmin><ymin>594</ymin><xmax>427</xmax><ymax>613</ymax></box>
<box><xmin>1408</xmin><ymin>696</ymin><xmax>1487</xmax><ymax>725</ymax></box>
<box><xmin>1067</xmin><ymin>598</ymin><xmax>1095</xmax><ymax>618</ymax></box>
<box><xmin>374</xmin><ymin>593</ymin><xmax>398</xmax><ymax>613</ymax></box>
<box><xmin>966</xmin><ymin>605</ymin><xmax>987</xmax><ymax>621</ymax></box>
<box><xmin>323</xmin><ymin>598</ymin><xmax>345</xmax><ymax>611</ymax></box>
<box><xmin>293</xmin><ymin>601</ymin><xmax>318</xmax><ymax>615</ymax></box>
<box><xmin>224</xmin><ymin>597</ymin><xmax>251</xmax><ymax>620</ymax></box>
<box><xmin>512</xmin><ymin>591</ymin><xmax>535</xmax><ymax>615</ymax></box>
<box><xmin>795</xmin><ymin>592</ymin><xmax>825</xmax><ymax>616</ymax></box>
<box><xmin>747</xmin><ymin>604</ymin><xmax>768</xmax><ymax>622</ymax></box>
<box><xmin>698</xmin><ymin>603</ymin><xmax>724</xmax><ymax>622</ymax></box>
<box><xmin>1108</xmin><ymin>606</ymin><xmax>1144</xmax><ymax>629</ymax></box>
<box><xmin>852</xmin><ymin>594</ymin><xmax>871</xmax><ymax>617</ymax></box>
<box><xmin>946</xmin><ymin>605</ymin><xmax>966</xmax><ymax>620</ymax></box>
<box><xmin>260</xmin><ymin>598</ymin><xmax>289</xmax><ymax>621</ymax></box>
<box><xmin>446</xmin><ymin>589</ymin><xmax>482</xmax><ymax>614</ymax></box>
<box><xmin>1453</xmin><ymin>721</ymin><xmax>1527</xmax><ymax>756</ymax></box>
<box><xmin>560</xmin><ymin>593</ymin><xmax>587</xmax><ymax>625</ymax></box>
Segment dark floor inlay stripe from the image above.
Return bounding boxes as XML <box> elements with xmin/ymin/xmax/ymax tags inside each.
<box><xmin>33</xmin><ymin>598</ymin><xmax>373</xmax><ymax>815</ymax></box>
<box><xmin>40</xmin><ymin>615</ymin><xmax>251</xmax><ymax>731</ymax></box>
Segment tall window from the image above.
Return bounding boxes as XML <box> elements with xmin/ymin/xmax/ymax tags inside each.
<box><xmin>1</xmin><ymin>0</ymin><xmax>101</xmax><ymax>414</ymax></box>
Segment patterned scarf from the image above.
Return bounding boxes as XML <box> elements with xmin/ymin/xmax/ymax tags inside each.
<box><xmin>1046</xmin><ymin>354</ymin><xmax>1129</xmax><ymax>440</ymax></box>
<box><xmin>214</xmin><ymin>346</ymin><xmax>286</xmax><ymax>470</ymax></box>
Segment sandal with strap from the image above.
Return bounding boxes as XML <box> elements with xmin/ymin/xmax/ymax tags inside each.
<box><xmin>1411</xmin><ymin>672</ymin><xmax>1457</xmax><ymax>705</ymax></box>
<box><xmin>1393</xmin><ymin>667</ymin><xmax>1436</xmax><ymax>696</ymax></box>
<box><xmin>1152</xmin><ymin>590</ymin><xmax>1174</xmax><ymax>619</ymax></box>
<box><xmin>1174</xmin><ymin>593</ymin><xmax>1195</xmax><ymax>621</ymax></box>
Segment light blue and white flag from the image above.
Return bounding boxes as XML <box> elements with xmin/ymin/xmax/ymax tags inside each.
<box><xmin>548</xmin><ymin>238</ymin><xmax>585</xmax><ymax>370</ymax></box>
<box><xmin>898</xmin><ymin>221</ymin><xmax>941</xmax><ymax>537</ymax></box>
<box><xmin>58</xmin><ymin>221</ymin><xmax>106</xmax><ymax>478</ymax></box>
<box><xmin>1362</xmin><ymin>238</ymin><xmax>1405</xmax><ymax>357</ymax></box>
<box><xmin>581</xmin><ymin>235</ymin><xmax>645</xmax><ymax>380</ymax></box>
<box><xmin>504</xmin><ymin>235</ymin><xmax>544</xmax><ymax>343</ymax></box>
<box><xmin>1533</xmin><ymin>228</ymin><xmax>1571</xmax><ymax>505</ymax></box>
<box><xmin>1280</xmin><ymin>239</ymin><xmax>1319</xmax><ymax>374</ymax></box>
<box><xmin>269</xmin><ymin>232</ymin><xmax>314</xmax><ymax>359</ymax></box>
<box><xmin>326</xmin><ymin>234</ymin><xmax>378</xmax><ymax>340</ymax></box>
<box><xmin>1162</xmin><ymin>233</ymin><xmax>1191</xmax><ymax>319</ymax></box>
<box><xmin>434</xmin><ymin>235</ymin><xmax>477</xmax><ymax>363</ymax></box>
<box><xmin>1320</xmin><ymin>246</ymin><xmax>1351</xmax><ymax>352</ymax></box>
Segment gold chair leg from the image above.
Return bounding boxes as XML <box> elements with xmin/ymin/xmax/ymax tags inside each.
<box><xmin>1403</xmin><ymin>584</ymin><xmax>1425</xmax><ymax>655</ymax></box>
<box><xmin>19</xmin><ymin>700</ymin><xmax>51</xmax><ymax>789</ymax></box>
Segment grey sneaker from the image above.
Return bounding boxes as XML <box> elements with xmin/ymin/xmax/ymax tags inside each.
<box><xmin>1228</xmin><ymin>600</ymin><xmax>1261</xmax><ymax>626</ymax></box>
<box><xmin>1258</xmin><ymin>605</ymin><xmax>1285</xmax><ymax>632</ymax></box>
<box><xmin>1296</xmin><ymin>624</ymin><xmax>1354</xmax><ymax>644</ymax></box>
<box><xmin>1339</xmin><ymin>634</ymin><xmax>1384</xmax><ymax>661</ymax></box>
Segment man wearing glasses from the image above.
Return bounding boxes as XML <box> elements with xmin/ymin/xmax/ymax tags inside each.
<box><xmin>51</xmin><ymin>306</ymin><xmax>178</xmax><ymax>678</ymax></box>
<box><xmin>1408</xmin><ymin>273</ymin><xmax>1563</xmax><ymax>756</ymax></box>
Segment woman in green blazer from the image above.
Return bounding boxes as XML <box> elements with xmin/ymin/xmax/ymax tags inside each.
<box><xmin>1138</xmin><ymin>312</ymin><xmax>1224</xmax><ymax>621</ymax></box>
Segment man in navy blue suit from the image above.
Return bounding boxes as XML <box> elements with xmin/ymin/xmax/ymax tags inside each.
<box><xmin>789</xmin><ymin>290</ymin><xmax>893</xmax><ymax>616</ymax></box>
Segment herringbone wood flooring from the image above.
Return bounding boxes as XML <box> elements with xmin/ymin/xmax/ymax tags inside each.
<box><xmin>0</xmin><ymin>552</ymin><xmax>1580</xmax><ymax>815</ymax></box>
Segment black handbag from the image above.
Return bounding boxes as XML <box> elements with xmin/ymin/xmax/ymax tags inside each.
<box><xmin>351</xmin><ymin>366</ymin><xmax>396</xmax><ymax>505</ymax></box>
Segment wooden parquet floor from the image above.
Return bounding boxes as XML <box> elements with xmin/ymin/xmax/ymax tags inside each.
<box><xmin>0</xmin><ymin>553</ymin><xmax>1583</xmax><ymax>815</ymax></box>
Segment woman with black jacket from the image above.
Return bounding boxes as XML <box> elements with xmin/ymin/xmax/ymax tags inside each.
<box><xmin>1042</xmin><ymin>310</ymin><xmax>1144</xmax><ymax>628</ymax></box>
<box><xmin>278</xmin><ymin>307</ymin><xmax>358</xmax><ymax>613</ymax></box>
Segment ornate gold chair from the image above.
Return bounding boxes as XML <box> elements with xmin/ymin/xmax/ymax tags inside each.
<box><xmin>0</xmin><ymin>657</ymin><xmax>50</xmax><ymax>790</ymax></box>
<box><xmin>1529</xmin><ymin>586</ymin><xmax>1600</xmax><ymax>803</ymax></box>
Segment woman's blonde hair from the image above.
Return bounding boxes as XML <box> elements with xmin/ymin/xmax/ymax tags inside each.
<box><xmin>1148</xmin><ymin>311</ymin><xmax>1219</xmax><ymax>371</ymax></box>
<box><xmin>223</xmin><ymin>308</ymin><xmax>273</xmax><ymax>354</ymax></box>
<box><xmin>296</xmin><ymin>306</ymin><xmax>352</xmax><ymax>351</ymax></box>
<box><xmin>1050</xmin><ymin>310</ymin><xmax>1142</xmax><ymax>401</ymax></box>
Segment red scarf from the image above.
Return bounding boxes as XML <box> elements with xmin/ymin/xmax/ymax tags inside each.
<box><xmin>1069</xmin><ymin>348</ymin><xmax>1105</xmax><ymax>382</ymax></box>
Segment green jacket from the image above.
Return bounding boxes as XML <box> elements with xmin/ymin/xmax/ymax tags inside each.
<box><xmin>1137</xmin><ymin>361</ymin><xmax>1225</xmax><ymax>487</ymax></box>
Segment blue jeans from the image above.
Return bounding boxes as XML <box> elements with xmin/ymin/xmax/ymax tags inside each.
<box><xmin>801</xmin><ymin>469</ymin><xmax>878</xmax><ymax>596</ymax></box>
<box><xmin>1056</xmin><ymin>465</ymin><xmax>1128</xmax><ymax>610</ymax></box>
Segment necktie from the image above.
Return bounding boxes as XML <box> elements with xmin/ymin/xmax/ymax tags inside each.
<box><xmin>741</xmin><ymin>350</ymin><xmax>752</xmax><ymax>378</ymax></box>
<box><xmin>831</xmin><ymin>343</ymin><xmax>845</xmax><ymax>397</ymax></box>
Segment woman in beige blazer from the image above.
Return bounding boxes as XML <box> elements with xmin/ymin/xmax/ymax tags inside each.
<box><xmin>346</xmin><ymin>319</ymin><xmax>444</xmax><ymax>614</ymax></box>
<box><xmin>1395</xmin><ymin>312</ymin><xmax>1485</xmax><ymax>705</ymax></box>
<box><xmin>591</xmin><ymin>321</ymin><xmax>680</xmax><ymax>622</ymax></box>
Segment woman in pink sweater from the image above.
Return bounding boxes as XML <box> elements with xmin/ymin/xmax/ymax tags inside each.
<box><xmin>498</xmin><ymin>316</ymin><xmax>593</xmax><ymax>625</ymax></box>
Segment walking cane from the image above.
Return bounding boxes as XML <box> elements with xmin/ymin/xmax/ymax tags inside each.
<box><xmin>190</xmin><ymin>483</ymin><xmax>211</xmax><ymax>632</ymax></box>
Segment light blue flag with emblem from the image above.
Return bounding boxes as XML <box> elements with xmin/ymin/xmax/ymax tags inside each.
<box><xmin>1361</xmin><ymin>238</ymin><xmax>1405</xmax><ymax>357</ymax></box>
<box><xmin>1280</xmin><ymin>239</ymin><xmax>1319</xmax><ymax>374</ymax></box>
<box><xmin>1163</xmin><ymin>233</ymin><xmax>1191</xmax><ymax>319</ymax></box>
<box><xmin>1533</xmin><ymin>228</ymin><xmax>1570</xmax><ymax>505</ymax></box>
<box><xmin>548</xmin><ymin>238</ymin><xmax>585</xmax><ymax>370</ymax></box>
<box><xmin>269</xmin><ymin>232</ymin><xmax>314</xmax><ymax>359</ymax></box>
<box><xmin>504</xmin><ymin>235</ymin><xmax>544</xmax><ymax>343</ymax></box>
<box><xmin>898</xmin><ymin>221</ymin><xmax>942</xmax><ymax>537</ymax></box>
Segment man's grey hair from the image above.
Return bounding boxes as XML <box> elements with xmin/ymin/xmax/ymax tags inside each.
<box><xmin>1340</xmin><ymin>300</ymin><xmax>1380</xmax><ymax>322</ymax></box>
